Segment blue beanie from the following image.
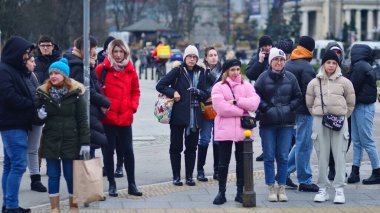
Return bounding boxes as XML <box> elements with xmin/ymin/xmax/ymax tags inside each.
<box><xmin>49</xmin><ymin>58</ymin><xmax>70</xmax><ymax>77</ymax></box>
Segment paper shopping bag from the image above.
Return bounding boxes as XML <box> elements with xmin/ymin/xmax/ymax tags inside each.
<box><xmin>73</xmin><ymin>157</ymin><xmax>104</xmax><ymax>204</ymax></box>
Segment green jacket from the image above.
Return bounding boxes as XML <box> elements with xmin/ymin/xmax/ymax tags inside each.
<box><xmin>36</xmin><ymin>79</ymin><xmax>90</xmax><ymax>160</ymax></box>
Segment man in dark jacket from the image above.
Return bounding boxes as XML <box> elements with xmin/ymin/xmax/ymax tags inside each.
<box><xmin>65</xmin><ymin>36</ymin><xmax>111</xmax><ymax>170</ymax></box>
<box><xmin>285</xmin><ymin>36</ymin><xmax>319</xmax><ymax>192</ymax></box>
<box><xmin>34</xmin><ymin>35</ymin><xmax>61</xmax><ymax>84</ymax></box>
<box><xmin>97</xmin><ymin>36</ymin><xmax>115</xmax><ymax>64</ymax></box>
<box><xmin>0</xmin><ymin>36</ymin><xmax>34</xmax><ymax>212</ymax></box>
<box><xmin>246</xmin><ymin>35</ymin><xmax>273</xmax><ymax>81</ymax></box>
<box><xmin>347</xmin><ymin>44</ymin><xmax>380</xmax><ymax>185</ymax></box>
<box><xmin>246</xmin><ymin>35</ymin><xmax>273</xmax><ymax>162</ymax></box>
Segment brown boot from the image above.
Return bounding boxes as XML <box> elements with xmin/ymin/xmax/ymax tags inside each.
<box><xmin>49</xmin><ymin>196</ymin><xmax>60</xmax><ymax>213</ymax></box>
<box><xmin>69</xmin><ymin>196</ymin><xmax>78</xmax><ymax>213</ymax></box>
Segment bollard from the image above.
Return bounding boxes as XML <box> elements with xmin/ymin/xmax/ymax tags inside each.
<box><xmin>242</xmin><ymin>130</ymin><xmax>256</xmax><ymax>207</ymax></box>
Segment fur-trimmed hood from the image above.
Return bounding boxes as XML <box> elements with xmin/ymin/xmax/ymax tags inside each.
<box><xmin>37</xmin><ymin>78</ymin><xmax>85</xmax><ymax>95</ymax></box>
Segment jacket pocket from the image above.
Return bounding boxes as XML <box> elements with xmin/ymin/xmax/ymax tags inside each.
<box><xmin>311</xmin><ymin>132</ymin><xmax>319</xmax><ymax>152</ymax></box>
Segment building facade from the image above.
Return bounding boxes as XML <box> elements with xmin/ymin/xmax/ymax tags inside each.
<box><xmin>284</xmin><ymin>0</ymin><xmax>380</xmax><ymax>41</ymax></box>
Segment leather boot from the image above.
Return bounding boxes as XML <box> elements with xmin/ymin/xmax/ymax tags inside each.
<box><xmin>347</xmin><ymin>165</ymin><xmax>360</xmax><ymax>183</ymax></box>
<box><xmin>170</xmin><ymin>153</ymin><xmax>182</xmax><ymax>186</ymax></box>
<box><xmin>69</xmin><ymin>196</ymin><xmax>78</xmax><ymax>213</ymax></box>
<box><xmin>109</xmin><ymin>182</ymin><xmax>118</xmax><ymax>197</ymax></box>
<box><xmin>234</xmin><ymin>150</ymin><xmax>244</xmax><ymax>203</ymax></box>
<box><xmin>49</xmin><ymin>196</ymin><xmax>60</xmax><ymax>213</ymax></box>
<box><xmin>30</xmin><ymin>174</ymin><xmax>47</xmax><ymax>192</ymax></box>
<box><xmin>185</xmin><ymin>152</ymin><xmax>196</xmax><ymax>186</ymax></box>
<box><xmin>213</xmin><ymin>164</ymin><xmax>228</xmax><ymax>205</ymax></box>
<box><xmin>362</xmin><ymin>168</ymin><xmax>380</xmax><ymax>185</ymax></box>
<box><xmin>128</xmin><ymin>183</ymin><xmax>143</xmax><ymax>196</ymax></box>
<box><xmin>213</xmin><ymin>144</ymin><xmax>219</xmax><ymax>180</ymax></box>
<box><xmin>197</xmin><ymin>145</ymin><xmax>208</xmax><ymax>182</ymax></box>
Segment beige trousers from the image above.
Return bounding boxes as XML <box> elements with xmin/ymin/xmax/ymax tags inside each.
<box><xmin>312</xmin><ymin>116</ymin><xmax>349</xmax><ymax>188</ymax></box>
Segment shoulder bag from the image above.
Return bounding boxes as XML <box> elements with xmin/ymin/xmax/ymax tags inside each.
<box><xmin>319</xmin><ymin>78</ymin><xmax>344</xmax><ymax>131</ymax></box>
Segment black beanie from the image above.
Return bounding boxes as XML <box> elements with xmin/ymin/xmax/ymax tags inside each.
<box><xmin>298</xmin><ymin>36</ymin><xmax>315</xmax><ymax>52</ymax></box>
<box><xmin>259</xmin><ymin>35</ymin><xmax>273</xmax><ymax>48</ymax></box>
<box><xmin>222</xmin><ymin>59</ymin><xmax>241</xmax><ymax>73</ymax></box>
<box><xmin>277</xmin><ymin>38</ymin><xmax>294</xmax><ymax>54</ymax></box>
<box><xmin>322</xmin><ymin>50</ymin><xmax>340</xmax><ymax>66</ymax></box>
<box><xmin>103</xmin><ymin>36</ymin><xmax>115</xmax><ymax>50</ymax></box>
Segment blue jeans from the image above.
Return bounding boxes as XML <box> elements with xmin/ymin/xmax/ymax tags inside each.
<box><xmin>198</xmin><ymin>119</ymin><xmax>216</xmax><ymax>147</ymax></box>
<box><xmin>351</xmin><ymin>103</ymin><xmax>380</xmax><ymax>169</ymax></box>
<box><xmin>1</xmin><ymin>129</ymin><xmax>28</xmax><ymax>209</ymax></box>
<box><xmin>293</xmin><ymin>114</ymin><xmax>314</xmax><ymax>184</ymax></box>
<box><xmin>260</xmin><ymin>126</ymin><xmax>293</xmax><ymax>185</ymax></box>
<box><xmin>287</xmin><ymin>128</ymin><xmax>297</xmax><ymax>176</ymax></box>
<box><xmin>46</xmin><ymin>159</ymin><xmax>73</xmax><ymax>196</ymax></box>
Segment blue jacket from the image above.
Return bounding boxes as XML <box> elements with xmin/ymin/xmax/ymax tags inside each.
<box><xmin>0</xmin><ymin>36</ymin><xmax>36</xmax><ymax>130</ymax></box>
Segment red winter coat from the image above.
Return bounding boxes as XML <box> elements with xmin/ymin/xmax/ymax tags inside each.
<box><xmin>95</xmin><ymin>57</ymin><xmax>140</xmax><ymax>126</ymax></box>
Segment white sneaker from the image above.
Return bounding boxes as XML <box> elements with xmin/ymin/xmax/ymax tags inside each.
<box><xmin>278</xmin><ymin>185</ymin><xmax>288</xmax><ymax>202</ymax></box>
<box><xmin>314</xmin><ymin>188</ymin><xmax>329</xmax><ymax>202</ymax></box>
<box><xmin>268</xmin><ymin>185</ymin><xmax>278</xmax><ymax>202</ymax></box>
<box><xmin>334</xmin><ymin>188</ymin><xmax>345</xmax><ymax>204</ymax></box>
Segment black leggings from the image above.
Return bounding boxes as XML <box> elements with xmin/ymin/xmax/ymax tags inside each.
<box><xmin>103</xmin><ymin>125</ymin><xmax>136</xmax><ymax>184</ymax></box>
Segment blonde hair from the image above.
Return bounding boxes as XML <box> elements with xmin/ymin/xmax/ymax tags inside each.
<box><xmin>107</xmin><ymin>39</ymin><xmax>131</xmax><ymax>65</ymax></box>
<box><xmin>45</xmin><ymin>76</ymin><xmax>72</xmax><ymax>91</ymax></box>
<box><xmin>221</xmin><ymin>69</ymin><xmax>243</xmax><ymax>84</ymax></box>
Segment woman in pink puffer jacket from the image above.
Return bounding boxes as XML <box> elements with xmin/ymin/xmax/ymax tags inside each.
<box><xmin>211</xmin><ymin>59</ymin><xmax>260</xmax><ymax>205</ymax></box>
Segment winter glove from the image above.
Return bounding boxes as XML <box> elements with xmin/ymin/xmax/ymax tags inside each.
<box><xmin>37</xmin><ymin>105</ymin><xmax>47</xmax><ymax>119</ymax></box>
<box><xmin>188</xmin><ymin>87</ymin><xmax>200</xmax><ymax>96</ymax></box>
<box><xmin>79</xmin><ymin>145</ymin><xmax>91</xmax><ymax>160</ymax></box>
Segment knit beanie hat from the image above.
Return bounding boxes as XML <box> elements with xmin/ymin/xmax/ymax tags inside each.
<box><xmin>268</xmin><ymin>48</ymin><xmax>286</xmax><ymax>64</ymax></box>
<box><xmin>183</xmin><ymin>45</ymin><xmax>199</xmax><ymax>61</ymax></box>
<box><xmin>298</xmin><ymin>36</ymin><xmax>315</xmax><ymax>52</ymax></box>
<box><xmin>277</xmin><ymin>38</ymin><xmax>294</xmax><ymax>54</ymax></box>
<box><xmin>103</xmin><ymin>36</ymin><xmax>115</xmax><ymax>50</ymax></box>
<box><xmin>222</xmin><ymin>59</ymin><xmax>241</xmax><ymax>73</ymax></box>
<box><xmin>259</xmin><ymin>35</ymin><xmax>273</xmax><ymax>48</ymax></box>
<box><xmin>49</xmin><ymin>58</ymin><xmax>70</xmax><ymax>77</ymax></box>
<box><xmin>321</xmin><ymin>49</ymin><xmax>340</xmax><ymax>66</ymax></box>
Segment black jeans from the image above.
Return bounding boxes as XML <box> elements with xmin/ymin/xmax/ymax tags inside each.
<box><xmin>103</xmin><ymin>125</ymin><xmax>136</xmax><ymax>185</ymax></box>
<box><xmin>169</xmin><ymin>124</ymin><xmax>199</xmax><ymax>178</ymax></box>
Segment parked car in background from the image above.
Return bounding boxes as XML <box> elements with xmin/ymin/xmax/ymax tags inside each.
<box><xmin>170</xmin><ymin>49</ymin><xmax>183</xmax><ymax>62</ymax></box>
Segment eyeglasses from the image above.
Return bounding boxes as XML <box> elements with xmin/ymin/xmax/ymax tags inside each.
<box><xmin>272</xmin><ymin>58</ymin><xmax>285</xmax><ymax>63</ymax></box>
<box><xmin>39</xmin><ymin>44</ymin><xmax>53</xmax><ymax>49</ymax></box>
<box><xmin>186</xmin><ymin>55</ymin><xmax>198</xmax><ymax>59</ymax></box>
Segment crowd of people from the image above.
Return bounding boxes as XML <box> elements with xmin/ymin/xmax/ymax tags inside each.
<box><xmin>0</xmin><ymin>32</ymin><xmax>380</xmax><ymax>212</ymax></box>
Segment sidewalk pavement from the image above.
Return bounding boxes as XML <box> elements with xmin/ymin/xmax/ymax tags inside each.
<box><xmin>30</xmin><ymin>162</ymin><xmax>380</xmax><ymax>213</ymax></box>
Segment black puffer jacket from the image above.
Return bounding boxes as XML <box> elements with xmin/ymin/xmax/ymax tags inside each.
<box><xmin>34</xmin><ymin>44</ymin><xmax>61</xmax><ymax>84</ymax></box>
<box><xmin>350</xmin><ymin>44</ymin><xmax>377</xmax><ymax>104</ymax></box>
<box><xmin>284</xmin><ymin>58</ymin><xmax>315</xmax><ymax>114</ymax></box>
<box><xmin>156</xmin><ymin>62</ymin><xmax>207</xmax><ymax>127</ymax></box>
<box><xmin>0</xmin><ymin>36</ymin><xmax>35</xmax><ymax>130</ymax></box>
<box><xmin>246</xmin><ymin>49</ymin><xmax>270</xmax><ymax>81</ymax></box>
<box><xmin>254</xmin><ymin>69</ymin><xmax>302</xmax><ymax>127</ymax></box>
<box><xmin>65</xmin><ymin>53</ymin><xmax>111</xmax><ymax>148</ymax></box>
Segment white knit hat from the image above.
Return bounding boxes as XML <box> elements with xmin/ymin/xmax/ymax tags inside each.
<box><xmin>268</xmin><ymin>47</ymin><xmax>286</xmax><ymax>64</ymax></box>
<box><xmin>183</xmin><ymin>45</ymin><xmax>199</xmax><ymax>61</ymax></box>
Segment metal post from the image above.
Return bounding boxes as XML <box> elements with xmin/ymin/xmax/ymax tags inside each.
<box><xmin>242</xmin><ymin>130</ymin><xmax>256</xmax><ymax>207</ymax></box>
<box><xmin>83</xmin><ymin>0</ymin><xmax>90</xmax><ymax>126</ymax></box>
<box><xmin>226</xmin><ymin>0</ymin><xmax>230</xmax><ymax>46</ymax></box>
<box><xmin>0</xmin><ymin>30</ymin><xmax>2</xmax><ymax>58</ymax></box>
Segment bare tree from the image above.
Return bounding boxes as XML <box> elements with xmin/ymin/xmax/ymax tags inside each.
<box><xmin>109</xmin><ymin>0</ymin><xmax>149</xmax><ymax>30</ymax></box>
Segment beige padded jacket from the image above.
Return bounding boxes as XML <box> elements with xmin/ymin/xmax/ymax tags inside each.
<box><xmin>306</xmin><ymin>66</ymin><xmax>356</xmax><ymax>117</ymax></box>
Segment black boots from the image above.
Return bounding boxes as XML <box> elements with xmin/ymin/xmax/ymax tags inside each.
<box><xmin>347</xmin><ymin>165</ymin><xmax>360</xmax><ymax>183</ymax></box>
<box><xmin>185</xmin><ymin>153</ymin><xmax>196</xmax><ymax>186</ymax></box>
<box><xmin>213</xmin><ymin>144</ymin><xmax>220</xmax><ymax>180</ymax></box>
<box><xmin>171</xmin><ymin>154</ymin><xmax>183</xmax><ymax>186</ymax></box>
<box><xmin>114</xmin><ymin>165</ymin><xmax>123</xmax><ymax>178</ymax></box>
<box><xmin>128</xmin><ymin>183</ymin><xmax>143</xmax><ymax>196</ymax></box>
<box><xmin>234</xmin><ymin>150</ymin><xmax>243</xmax><ymax>203</ymax></box>
<box><xmin>30</xmin><ymin>174</ymin><xmax>47</xmax><ymax>192</ymax></box>
<box><xmin>4</xmin><ymin>207</ymin><xmax>30</xmax><ymax>213</ymax></box>
<box><xmin>362</xmin><ymin>168</ymin><xmax>380</xmax><ymax>185</ymax></box>
<box><xmin>109</xmin><ymin>182</ymin><xmax>118</xmax><ymax>197</ymax></box>
<box><xmin>197</xmin><ymin>145</ymin><xmax>208</xmax><ymax>182</ymax></box>
<box><xmin>213</xmin><ymin>165</ymin><xmax>228</xmax><ymax>205</ymax></box>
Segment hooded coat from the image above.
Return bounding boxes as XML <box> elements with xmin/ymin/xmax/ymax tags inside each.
<box><xmin>36</xmin><ymin>79</ymin><xmax>90</xmax><ymax>159</ymax></box>
<box><xmin>349</xmin><ymin>44</ymin><xmax>377</xmax><ymax>104</ymax></box>
<box><xmin>0</xmin><ymin>36</ymin><xmax>35</xmax><ymax>130</ymax></box>
<box><xmin>284</xmin><ymin>45</ymin><xmax>316</xmax><ymax>115</ymax></box>
<box><xmin>245</xmin><ymin>49</ymin><xmax>270</xmax><ymax>81</ymax></box>
<box><xmin>95</xmin><ymin>56</ymin><xmax>140</xmax><ymax>126</ymax></box>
